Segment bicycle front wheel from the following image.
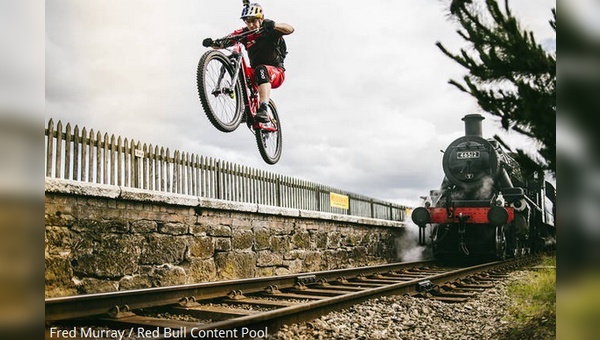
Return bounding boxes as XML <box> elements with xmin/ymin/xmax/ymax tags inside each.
<box><xmin>197</xmin><ymin>50</ymin><xmax>243</xmax><ymax>132</ymax></box>
<box><xmin>255</xmin><ymin>100</ymin><xmax>282</xmax><ymax>164</ymax></box>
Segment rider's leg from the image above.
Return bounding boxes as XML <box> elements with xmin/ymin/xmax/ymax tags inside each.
<box><xmin>254</xmin><ymin>65</ymin><xmax>272</xmax><ymax>122</ymax></box>
<box><xmin>254</xmin><ymin>65</ymin><xmax>285</xmax><ymax>122</ymax></box>
<box><xmin>255</xmin><ymin>65</ymin><xmax>271</xmax><ymax>104</ymax></box>
<box><xmin>258</xmin><ymin>82</ymin><xmax>271</xmax><ymax>106</ymax></box>
<box><xmin>255</xmin><ymin>65</ymin><xmax>285</xmax><ymax>104</ymax></box>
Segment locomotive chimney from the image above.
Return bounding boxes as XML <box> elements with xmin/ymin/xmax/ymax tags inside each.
<box><xmin>462</xmin><ymin>114</ymin><xmax>484</xmax><ymax>137</ymax></box>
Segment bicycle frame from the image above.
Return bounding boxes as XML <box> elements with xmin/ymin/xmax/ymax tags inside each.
<box><xmin>230</xmin><ymin>43</ymin><xmax>260</xmax><ymax>117</ymax></box>
<box><xmin>218</xmin><ymin>37</ymin><xmax>277</xmax><ymax>132</ymax></box>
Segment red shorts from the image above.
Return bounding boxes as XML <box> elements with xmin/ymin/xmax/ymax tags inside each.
<box><xmin>250</xmin><ymin>65</ymin><xmax>286</xmax><ymax>89</ymax></box>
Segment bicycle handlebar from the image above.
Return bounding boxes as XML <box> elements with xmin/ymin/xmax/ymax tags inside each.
<box><xmin>203</xmin><ymin>28</ymin><xmax>264</xmax><ymax>48</ymax></box>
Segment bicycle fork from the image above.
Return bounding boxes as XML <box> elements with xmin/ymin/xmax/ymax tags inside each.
<box><xmin>211</xmin><ymin>54</ymin><xmax>242</xmax><ymax>99</ymax></box>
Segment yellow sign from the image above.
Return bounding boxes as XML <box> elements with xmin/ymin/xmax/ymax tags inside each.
<box><xmin>330</xmin><ymin>192</ymin><xmax>349</xmax><ymax>210</ymax></box>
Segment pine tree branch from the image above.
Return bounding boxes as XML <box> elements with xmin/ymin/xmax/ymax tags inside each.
<box><xmin>438</xmin><ymin>0</ymin><xmax>556</xmax><ymax>174</ymax></box>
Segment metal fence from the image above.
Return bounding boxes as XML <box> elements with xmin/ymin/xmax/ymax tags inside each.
<box><xmin>45</xmin><ymin>119</ymin><xmax>407</xmax><ymax>221</ymax></box>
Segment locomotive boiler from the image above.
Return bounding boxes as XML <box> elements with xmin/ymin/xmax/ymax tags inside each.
<box><xmin>411</xmin><ymin>114</ymin><xmax>555</xmax><ymax>261</ymax></box>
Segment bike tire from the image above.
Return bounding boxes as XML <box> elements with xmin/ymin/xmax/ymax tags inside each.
<box><xmin>255</xmin><ymin>100</ymin><xmax>282</xmax><ymax>164</ymax></box>
<box><xmin>197</xmin><ymin>50</ymin><xmax>243</xmax><ymax>132</ymax></box>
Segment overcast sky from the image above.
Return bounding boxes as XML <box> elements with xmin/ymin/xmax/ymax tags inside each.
<box><xmin>45</xmin><ymin>0</ymin><xmax>556</xmax><ymax>207</ymax></box>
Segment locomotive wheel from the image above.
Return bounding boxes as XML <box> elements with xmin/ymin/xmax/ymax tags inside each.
<box><xmin>495</xmin><ymin>225</ymin><xmax>507</xmax><ymax>260</ymax></box>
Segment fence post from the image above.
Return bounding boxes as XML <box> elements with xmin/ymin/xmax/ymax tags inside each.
<box><xmin>276</xmin><ymin>174</ymin><xmax>281</xmax><ymax>207</ymax></box>
<box><xmin>55</xmin><ymin>121</ymin><xmax>63</xmax><ymax>179</ymax></box>
<box><xmin>73</xmin><ymin>124</ymin><xmax>80</xmax><ymax>181</ymax></box>
<box><xmin>131</xmin><ymin>139</ymin><xmax>136</xmax><ymax>187</ymax></box>
<box><xmin>64</xmin><ymin>123</ymin><xmax>72</xmax><ymax>180</ymax></box>
<box><xmin>216</xmin><ymin>160</ymin><xmax>222</xmax><ymax>200</ymax></box>
<box><xmin>103</xmin><ymin>133</ymin><xmax>109</xmax><ymax>185</ymax></box>
<box><xmin>347</xmin><ymin>196</ymin><xmax>351</xmax><ymax>216</ymax></box>
<box><xmin>46</xmin><ymin>119</ymin><xmax>54</xmax><ymax>177</ymax></box>
<box><xmin>316</xmin><ymin>186</ymin><xmax>321</xmax><ymax>213</ymax></box>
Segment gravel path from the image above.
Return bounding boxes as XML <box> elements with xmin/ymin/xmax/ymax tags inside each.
<box><xmin>269</xmin><ymin>271</ymin><xmax>529</xmax><ymax>339</ymax></box>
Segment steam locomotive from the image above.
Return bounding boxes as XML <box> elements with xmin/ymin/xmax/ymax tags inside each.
<box><xmin>411</xmin><ymin>114</ymin><xmax>555</xmax><ymax>261</ymax></box>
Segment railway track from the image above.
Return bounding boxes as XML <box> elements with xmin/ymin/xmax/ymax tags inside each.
<box><xmin>45</xmin><ymin>258</ymin><xmax>531</xmax><ymax>339</ymax></box>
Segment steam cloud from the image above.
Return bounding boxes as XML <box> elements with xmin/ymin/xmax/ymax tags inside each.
<box><xmin>396</xmin><ymin>220</ymin><xmax>433</xmax><ymax>262</ymax></box>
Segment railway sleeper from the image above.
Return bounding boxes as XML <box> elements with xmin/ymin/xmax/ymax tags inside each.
<box><xmin>416</xmin><ymin>267</ymin><xmax>448</xmax><ymax>273</ymax></box>
<box><xmin>221</xmin><ymin>297</ymin><xmax>298</xmax><ymax>307</ymax></box>
<box><xmin>387</xmin><ymin>272</ymin><xmax>427</xmax><ymax>278</ymax></box>
<box><xmin>289</xmin><ymin>287</ymin><xmax>354</xmax><ymax>296</ymax></box>
<box><xmin>414</xmin><ymin>292</ymin><xmax>470</xmax><ymax>303</ymax></box>
<box><xmin>375</xmin><ymin>275</ymin><xmax>418</xmax><ymax>281</ymax></box>
<box><xmin>453</xmin><ymin>284</ymin><xmax>490</xmax><ymax>291</ymax></box>
<box><xmin>171</xmin><ymin>305</ymin><xmax>257</xmax><ymax>321</ymax></box>
<box><xmin>333</xmin><ymin>281</ymin><xmax>386</xmax><ymax>288</ymax></box>
<box><xmin>443</xmin><ymin>282</ymin><xmax>488</xmax><ymax>292</ymax></box>
<box><xmin>433</xmin><ymin>287</ymin><xmax>477</xmax><ymax>298</ymax></box>
<box><xmin>403</xmin><ymin>270</ymin><xmax>444</xmax><ymax>275</ymax></box>
<box><xmin>373</xmin><ymin>273</ymin><xmax>418</xmax><ymax>281</ymax></box>
<box><xmin>355</xmin><ymin>275</ymin><xmax>407</xmax><ymax>284</ymax></box>
<box><xmin>455</xmin><ymin>281</ymin><xmax>494</xmax><ymax>289</ymax></box>
<box><xmin>316</xmin><ymin>280</ymin><xmax>366</xmax><ymax>291</ymax></box>
<box><xmin>319</xmin><ymin>285</ymin><xmax>366</xmax><ymax>291</ymax></box>
<box><xmin>260</xmin><ymin>291</ymin><xmax>327</xmax><ymax>300</ymax></box>
<box><xmin>470</xmin><ymin>275</ymin><xmax>501</xmax><ymax>282</ymax></box>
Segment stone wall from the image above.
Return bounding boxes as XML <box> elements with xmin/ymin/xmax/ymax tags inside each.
<box><xmin>45</xmin><ymin>179</ymin><xmax>406</xmax><ymax>298</ymax></box>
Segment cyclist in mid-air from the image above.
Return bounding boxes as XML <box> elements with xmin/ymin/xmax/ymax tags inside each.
<box><xmin>204</xmin><ymin>2</ymin><xmax>294</xmax><ymax>123</ymax></box>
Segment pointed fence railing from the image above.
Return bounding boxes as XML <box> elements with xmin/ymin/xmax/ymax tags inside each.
<box><xmin>45</xmin><ymin>119</ymin><xmax>407</xmax><ymax>221</ymax></box>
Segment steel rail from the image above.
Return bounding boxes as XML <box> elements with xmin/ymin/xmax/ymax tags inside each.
<box><xmin>171</xmin><ymin>259</ymin><xmax>517</xmax><ymax>336</ymax></box>
<box><xmin>46</xmin><ymin>258</ymin><xmax>531</xmax><ymax>340</ymax></box>
<box><xmin>46</xmin><ymin>258</ymin><xmax>527</xmax><ymax>339</ymax></box>
<box><xmin>92</xmin><ymin>258</ymin><xmax>523</xmax><ymax>340</ymax></box>
<box><xmin>45</xmin><ymin>260</ymin><xmax>435</xmax><ymax>321</ymax></box>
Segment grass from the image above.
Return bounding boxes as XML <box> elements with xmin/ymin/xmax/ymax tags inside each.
<box><xmin>556</xmin><ymin>269</ymin><xmax>600</xmax><ymax>340</ymax></box>
<box><xmin>500</xmin><ymin>255</ymin><xmax>556</xmax><ymax>339</ymax></box>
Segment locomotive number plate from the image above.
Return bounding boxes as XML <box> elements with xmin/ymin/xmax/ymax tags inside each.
<box><xmin>457</xmin><ymin>151</ymin><xmax>480</xmax><ymax>159</ymax></box>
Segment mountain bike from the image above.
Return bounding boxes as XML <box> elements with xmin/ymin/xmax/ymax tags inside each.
<box><xmin>197</xmin><ymin>29</ymin><xmax>282</xmax><ymax>165</ymax></box>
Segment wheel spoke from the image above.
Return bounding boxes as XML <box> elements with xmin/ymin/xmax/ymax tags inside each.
<box><xmin>197</xmin><ymin>51</ymin><xmax>243</xmax><ymax>132</ymax></box>
<box><xmin>255</xmin><ymin>102</ymin><xmax>282</xmax><ymax>164</ymax></box>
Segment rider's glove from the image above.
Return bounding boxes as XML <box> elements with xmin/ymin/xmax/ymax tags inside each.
<box><xmin>262</xmin><ymin>19</ymin><xmax>275</xmax><ymax>31</ymax></box>
<box><xmin>202</xmin><ymin>38</ymin><xmax>214</xmax><ymax>47</ymax></box>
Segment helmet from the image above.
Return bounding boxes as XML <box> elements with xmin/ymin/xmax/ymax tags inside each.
<box><xmin>240</xmin><ymin>3</ymin><xmax>263</xmax><ymax>20</ymax></box>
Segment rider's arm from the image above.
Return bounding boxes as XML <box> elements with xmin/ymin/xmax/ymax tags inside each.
<box><xmin>263</xmin><ymin>19</ymin><xmax>294</xmax><ymax>35</ymax></box>
<box><xmin>207</xmin><ymin>28</ymin><xmax>248</xmax><ymax>49</ymax></box>
<box><xmin>274</xmin><ymin>22</ymin><xmax>294</xmax><ymax>35</ymax></box>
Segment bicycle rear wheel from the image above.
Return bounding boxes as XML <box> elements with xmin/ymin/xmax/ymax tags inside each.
<box><xmin>255</xmin><ymin>100</ymin><xmax>282</xmax><ymax>164</ymax></box>
<box><xmin>197</xmin><ymin>50</ymin><xmax>243</xmax><ymax>132</ymax></box>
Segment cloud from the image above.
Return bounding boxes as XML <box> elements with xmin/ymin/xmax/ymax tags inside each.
<box><xmin>45</xmin><ymin>0</ymin><xmax>556</xmax><ymax>206</ymax></box>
